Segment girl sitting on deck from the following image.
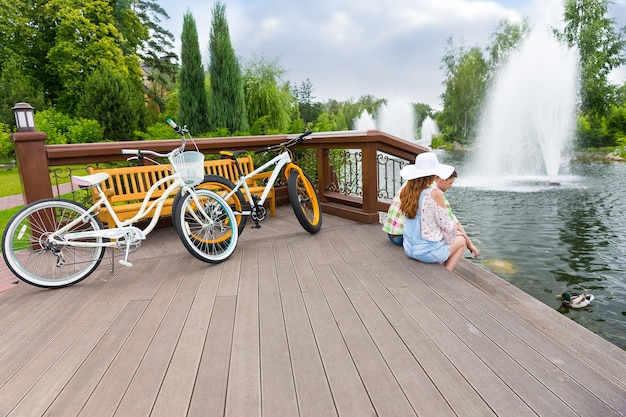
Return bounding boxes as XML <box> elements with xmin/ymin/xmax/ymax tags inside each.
<box><xmin>400</xmin><ymin>153</ymin><xmax>476</xmax><ymax>272</ymax></box>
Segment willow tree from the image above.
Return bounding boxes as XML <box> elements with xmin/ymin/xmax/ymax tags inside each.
<box><xmin>242</xmin><ymin>56</ymin><xmax>294</xmax><ymax>134</ymax></box>
<box><xmin>207</xmin><ymin>1</ymin><xmax>248</xmax><ymax>134</ymax></box>
<box><xmin>178</xmin><ymin>12</ymin><xmax>210</xmax><ymax>135</ymax></box>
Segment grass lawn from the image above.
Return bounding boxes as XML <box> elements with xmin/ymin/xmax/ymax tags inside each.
<box><xmin>0</xmin><ymin>165</ymin><xmax>90</xmax><ymax>250</ymax></box>
<box><xmin>0</xmin><ymin>206</ymin><xmax>21</xmax><ymax>237</ymax></box>
<box><xmin>0</xmin><ymin>169</ymin><xmax>28</xmax><ymax>240</ymax></box>
<box><xmin>0</xmin><ymin>165</ymin><xmax>90</xmax><ymax>197</ymax></box>
<box><xmin>0</xmin><ymin>168</ymin><xmax>26</xmax><ymax>196</ymax></box>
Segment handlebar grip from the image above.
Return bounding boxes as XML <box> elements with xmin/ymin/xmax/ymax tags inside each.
<box><xmin>301</xmin><ymin>131</ymin><xmax>313</xmax><ymax>139</ymax></box>
<box><xmin>121</xmin><ymin>149</ymin><xmax>140</xmax><ymax>155</ymax></box>
<box><xmin>166</xmin><ymin>118</ymin><xmax>183</xmax><ymax>134</ymax></box>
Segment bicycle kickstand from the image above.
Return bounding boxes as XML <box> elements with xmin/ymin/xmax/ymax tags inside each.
<box><xmin>107</xmin><ymin>241</ymin><xmax>130</xmax><ymax>271</ymax></box>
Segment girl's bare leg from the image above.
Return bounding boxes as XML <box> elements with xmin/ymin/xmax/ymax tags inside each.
<box><xmin>444</xmin><ymin>236</ymin><xmax>466</xmax><ymax>271</ymax></box>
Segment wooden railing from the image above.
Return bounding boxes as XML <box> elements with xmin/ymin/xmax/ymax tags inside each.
<box><xmin>10</xmin><ymin>130</ymin><xmax>428</xmax><ymax>223</ymax></box>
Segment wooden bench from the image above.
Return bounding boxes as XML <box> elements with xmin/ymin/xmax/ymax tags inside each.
<box><xmin>86</xmin><ymin>155</ymin><xmax>275</xmax><ymax>227</ymax></box>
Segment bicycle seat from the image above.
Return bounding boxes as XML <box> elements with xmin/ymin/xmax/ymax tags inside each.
<box><xmin>71</xmin><ymin>172</ymin><xmax>110</xmax><ymax>188</ymax></box>
<box><xmin>220</xmin><ymin>150</ymin><xmax>248</xmax><ymax>158</ymax></box>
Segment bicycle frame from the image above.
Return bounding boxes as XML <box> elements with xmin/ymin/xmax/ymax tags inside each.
<box><xmin>226</xmin><ymin>150</ymin><xmax>305</xmax><ymax>215</ymax></box>
<box><xmin>49</xmin><ymin>171</ymin><xmax>203</xmax><ymax>249</ymax></box>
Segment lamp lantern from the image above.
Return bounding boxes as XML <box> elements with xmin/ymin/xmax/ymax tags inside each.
<box><xmin>12</xmin><ymin>102</ymin><xmax>36</xmax><ymax>132</ymax></box>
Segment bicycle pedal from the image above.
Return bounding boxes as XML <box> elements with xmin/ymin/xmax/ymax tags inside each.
<box><xmin>119</xmin><ymin>260</ymin><xmax>133</xmax><ymax>267</ymax></box>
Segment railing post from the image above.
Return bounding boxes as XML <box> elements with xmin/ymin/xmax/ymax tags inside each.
<box><xmin>317</xmin><ymin>145</ymin><xmax>328</xmax><ymax>203</ymax></box>
<box><xmin>360</xmin><ymin>142</ymin><xmax>379</xmax><ymax>223</ymax></box>
<box><xmin>11</xmin><ymin>131</ymin><xmax>53</xmax><ymax>205</ymax></box>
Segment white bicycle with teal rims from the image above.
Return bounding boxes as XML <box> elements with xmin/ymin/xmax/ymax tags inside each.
<box><xmin>1</xmin><ymin>119</ymin><xmax>239</xmax><ymax>288</ymax></box>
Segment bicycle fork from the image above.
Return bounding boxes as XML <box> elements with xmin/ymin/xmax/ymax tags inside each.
<box><xmin>184</xmin><ymin>190</ymin><xmax>219</xmax><ymax>225</ymax></box>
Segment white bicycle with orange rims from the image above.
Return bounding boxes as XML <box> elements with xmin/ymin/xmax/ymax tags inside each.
<box><xmin>194</xmin><ymin>130</ymin><xmax>323</xmax><ymax>235</ymax></box>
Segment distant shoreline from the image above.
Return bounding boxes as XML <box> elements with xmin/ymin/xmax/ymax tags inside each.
<box><xmin>441</xmin><ymin>143</ymin><xmax>626</xmax><ymax>162</ymax></box>
<box><xmin>572</xmin><ymin>151</ymin><xmax>626</xmax><ymax>162</ymax></box>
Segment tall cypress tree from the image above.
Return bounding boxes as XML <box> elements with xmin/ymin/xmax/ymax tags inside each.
<box><xmin>207</xmin><ymin>2</ymin><xmax>248</xmax><ymax>134</ymax></box>
<box><xmin>178</xmin><ymin>11</ymin><xmax>209</xmax><ymax>135</ymax></box>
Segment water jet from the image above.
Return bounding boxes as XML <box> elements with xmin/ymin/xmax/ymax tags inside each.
<box><xmin>353</xmin><ymin>100</ymin><xmax>416</xmax><ymax>142</ymax></box>
<box><xmin>466</xmin><ymin>28</ymin><xmax>579</xmax><ymax>189</ymax></box>
<box><xmin>419</xmin><ymin>116</ymin><xmax>439</xmax><ymax>147</ymax></box>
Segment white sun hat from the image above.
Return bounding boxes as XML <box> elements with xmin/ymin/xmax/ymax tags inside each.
<box><xmin>400</xmin><ymin>152</ymin><xmax>454</xmax><ymax>180</ymax></box>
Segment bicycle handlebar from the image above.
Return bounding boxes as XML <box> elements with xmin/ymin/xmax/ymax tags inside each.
<box><xmin>167</xmin><ymin>118</ymin><xmax>185</xmax><ymax>134</ymax></box>
<box><xmin>121</xmin><ymin>148</ymin><xmax>169</xmax><ymax>158</ymax></box>
<box><xmin>123</xmin><ymin>119</ymin><xmax>311</xmax><ymax>160</ymax></box>
<box><xmin>120</xmin><ymin>119</ymin><xmax>188</xmax><ymax>159</ymax></box>
<box><xmin>254</xmin><ymin>131</ymin><xmax>313</xmax><ymax>154</ymax></box>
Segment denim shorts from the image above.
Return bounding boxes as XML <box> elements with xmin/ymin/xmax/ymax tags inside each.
<box><xmin>404</xmin><ymin>239</ymin><xmax>450</xmax><ymax>264</ymax></box>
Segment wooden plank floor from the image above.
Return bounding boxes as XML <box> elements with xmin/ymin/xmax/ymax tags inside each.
<box><xmin>1</xmin><ymin>206</ymin><xmax>625</xmax><ymax>417</ymax></box>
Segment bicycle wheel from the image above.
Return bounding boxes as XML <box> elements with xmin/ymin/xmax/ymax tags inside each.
<box><xmin>287</xmin><ymin>169</ymin><xmax>322</xmax><ymax>234</ymax></box>
<box><xmin>173</xmin><ymin>188</ymin><xmax>239</xmax><ymax>263</ymax></box>
<box><xmin>174</xmin><ymin>175</ymin><xmax>248</xmax><ymax>237</ymax></box>
<box><xmin>2</xmin><ymin>199</ymin><xmax>106</xmax><ymax>288</ymax></box>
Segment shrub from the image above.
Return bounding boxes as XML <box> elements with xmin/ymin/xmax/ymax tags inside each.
<box><xmin>35</xmin><ymin>108</ymin><xmax>103</xmax><ymax>144</ymax></box>
<box><xmin>135</xmin><ymin>122</ymin><xmax>180</xmax><ymax>141</ymax></box>
<box><xmin>0</xmin><ymin>123</ymin><xmax>14</xmax><ymax>159</ymax></box>
<box><xmin>67</xmin><ymin>119</ymin><xmax>104</xmax><ymax>143</ymax></box>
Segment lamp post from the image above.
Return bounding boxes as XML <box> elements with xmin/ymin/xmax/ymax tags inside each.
<box><xmin>12</xmin><ymin>102</ymin><xmax>36</xmax><ymax>132</ymax></box>
<box><xmin>10</xmin><ymin>102</ymin><xmax>52</xmax><ymax>205</ymax></box>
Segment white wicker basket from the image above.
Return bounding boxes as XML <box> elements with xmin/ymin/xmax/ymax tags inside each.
<box><xmin>171</xmin><ymin>151</ymin><xmax>204</xmax><ymax>186</ymax></box>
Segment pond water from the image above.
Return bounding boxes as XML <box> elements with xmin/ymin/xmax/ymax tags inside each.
<box><xmin>436</xmin><ymin>150</ymin><xmax>626</xmax><ymax>350</ymax></box>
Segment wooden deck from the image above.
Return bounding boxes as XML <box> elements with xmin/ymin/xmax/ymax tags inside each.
<box><xmin>1</xmin><ymin>206</ymin><xmax>625</xmax><ymax>417</ymax></box>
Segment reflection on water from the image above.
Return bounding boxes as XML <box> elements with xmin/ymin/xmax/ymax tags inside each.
<box><xmin>438</xmin><ymin>150</ymin><xmax>626</xmax><ymax>350</ymax></box>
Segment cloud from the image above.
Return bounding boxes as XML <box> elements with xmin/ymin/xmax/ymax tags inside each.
<box><xmin>160</xmin><ymin>0</ymin><xmax>626</xmax><ymax>108</ymax></box>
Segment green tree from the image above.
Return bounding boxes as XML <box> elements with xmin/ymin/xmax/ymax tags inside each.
<box><xmin>413</xmin><ymin>103</ymin><xmax>434</xmax><ymax>130</ymax></box>
<box><xmin>131</xmin><ymin>0</ymin><xmax>179</xmax><ymax>113</ymax></box>
<box><xmin>79</xmin><ymin>61</ymin><xmax>146</xmax><ymax>141</ymax></box>
<box><xmin>558</xmin><ymin>0</ymin><xmax>626</xmax><ymax>119</ymax></box>
<box><xmin>2</xmin><ymin>0</ymin><xmax>147</xmax><ymax>118</ymax></box>
<box><xmin>207</xmin><ymin>2</ymin><xmax>248</xmax><ymax>134</ymax></box>
<box><xmin>0</xmin><ymin>0</ymin><xmax>57</xmax><ymax>110</ymax></box>
<box><xmin>0</xmin><ymin>123</ymin><xmax>14</xmax><ymax>159</ymax></box>
<box><xmin>355</xmin><ymin>94</ymin><xmax>386</xmax><ymax>121</ymax></box>
<box><xmin>113</xmin><ymin>0</ymin><xmax>149</xmax><ymax>55</ymax></box>
<box><xmin>438</xmin><ymin>39</ymin><xmax>488</xmax><ymax>144</ymax></box>
<box><xmin>314</xmin><ymin>112</ymin><xmax>339</xmax><ymax>132</ymax></box>
<box><xmin>178</xmin><ymin>12</ymin><xmax>210</xmax><ymax>135</ymax></box>
<box><xmin>242</xmin><ymin>56</ymin><xmax>294</xmax><ymax>134</ymax></box>
<box><xmin>437</xmin><ymin>20</ymin><xmax>529</xmax><ymax>146</ymax></box>
<box><xmin>0</xmin><ymin>0</ymin><xmax>31</xmax><ymax>64</ymax></box>
<box><xmin>486</xmin><ymin>18</ymin><xmax>531</xmax><ymax>73</ymax></box>
<box><xmin>0</xmin><ymin>58</ymin><xmax>48</xmax><ymax>127</ymax></box>
<box><xmin>43</xmin><ymin>0</ymin><xmax>139</xmax><ymax>114</ymax></box>
<box><xmin>606</xmin><ymin>104</ymin><xmax>626</xmax><ymax>141</ymax></box>
<box><xmin>294</xmin><ymin>79</ymin><xmax>321</xmax><ymax>125</ymax></box>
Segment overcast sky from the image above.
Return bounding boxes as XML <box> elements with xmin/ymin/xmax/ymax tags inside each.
<box><xmin>157</xmin><ymin>0</ymin><xmax>626</xmax><ymax>110</ymax></box>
